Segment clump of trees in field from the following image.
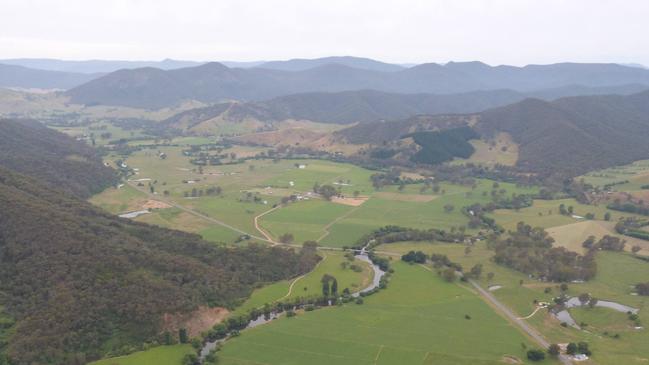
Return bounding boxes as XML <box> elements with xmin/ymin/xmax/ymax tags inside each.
<box><xmin>615</xmin><ymin>217</ymin><xmax>649</xmax><ymax>241</ymax></box>
<box><xmin>312</xmin><ymin>182</ymin><xmax>339</xmax><ymax>200</ymax></box>
<box><xmin>581</xmin><ymin>235</ymin><xmax>626</xmax><ymax>252</ymax></box>
<box><xmin>490</xmin><ymin>222</ymin><xmax>597</xmax><ymax>282</ymax></box>
<box><xmin>355</xmin><ymin>225</ymin><xmax>467</xmax><ymax>250</ymax></box>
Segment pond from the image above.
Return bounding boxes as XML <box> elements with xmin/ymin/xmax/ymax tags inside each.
<box><xmin>553</xmin><ymin>297</ymin><xmax>639</xmax><ymax>328</ymax></box>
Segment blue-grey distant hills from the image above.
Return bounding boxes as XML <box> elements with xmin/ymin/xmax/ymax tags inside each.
<box><xmin>65</xmin><ymin>61</ymin><xmax>649</xmax><ymax>109</ymax></box>
<box><xmin>159</xmin><ymin>84</ymin><xmax>649</xmax><ymax>129</ymax></box>
<box><xmin>0</xmin><ymin>58</ymin><xmax>204</xmax><ymax>74</ymax></box>
<box><xmin>0</xmin><ymin>63</ymin><xmax>102</xmax><ymax>90</ymax></box>
<box><xmin>255</xmin><ymin>56</ymin><xmax>406</xmax><ymax>72</ymax></box>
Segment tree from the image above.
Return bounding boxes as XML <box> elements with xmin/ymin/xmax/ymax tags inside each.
<box><xmin>604</xmin><ymin>212</ymin><xmax>611</xmax><ymax>221</ymax></box>
<box><xmin>317</xmin><ymin>185</ymin><xmax>338</xmax><ymax>200</ymax></box>
<box><xmin>442</xmin><ymin>268</ymin><xmax>456</xmax><ymax>282</ymax></box>
<box><xmin>487</xmin><ymin>272</ymin><xmax>495</xmax><ymax>281</ymax></box>
<box><xmin>559</xmin><ymin>204</ymin><xmax>568</xmax><ymax>215</ymax></box>
<box><xmin>163</xmin><ymin>331</ymin><xmax>173</xmax><ymax>345</ymax></box>
<box><xmin>279</xmin><ymin>233</ymin><xmax>294</xmax><ymax>244</ymax></box>
<box><xmin>464</xmin><ymin>246</ymin><xmax>472</xmax><ymax>256</ymax></box>
<box><xmin>548</xmin><ymin>344</ymin><xmax>561</xmax><ymax>357</ymax></box>
<box><xmin>577</xmin><ymin>342</ymin><xmax>592</xmax><ymax>356</ymax></box>
<box><xmin>566</xmin><ymin>342</ymin><xmax>577</xmax><ymax>355</ymax></box>
<box><xmin>353</xmin><ymin>190</ymin><xmax>360</xmax><ymax>198</ymax></box>
<box><xmin>527</xmin><ymin>349</ymin><xmax>546</xmax><ymax>361</ymax></box>
<box><xmin>331</xmin><ymin>278</ymin><xmax>338</xmax><ymax>296</ymax></box>
<box><xmin>469</xmin><ymin>264</ymin><xmax>483</xmax><ymax>279</ymax></box>
<box><xmin>637</xmin><ymin>282</ymin><xmax>649</xmax><ymax>296</ymax></box>
<box><xmin>578</xmin><ymin>293</ymin><xmax>591</xmax><ymax>304</ymax></box>
<box><xmin>322</xmin><ymin>279</ymin><xmax>330</xmax><ymax>297</ymax></box>
<box><xmin>182</xmin><ymin>353</ymin><xmax>200</xmax><ymax>365</ymax></box>
<box><xmin>560</xmin><ymin>283</ymin><xmax>569</xmax><ymax>292</ymax></box>
<box><xmin>632</xmin><ymin>245</ymin><xmax>642</xmax><ymax>255</ymax></box>
<box><xmin>179</xmin><ymin>328</ymin><xmax>188</xmax><ymax>344</ymax></box>
<box><xmin>401</xmin><ymin>250</ymin><xmax>427</xmax><ymax>264</ymax></box>
<box><xmin>443</xmin><ymin>204</ymin><xmax>455</xmax><ymax>213</ymax></box>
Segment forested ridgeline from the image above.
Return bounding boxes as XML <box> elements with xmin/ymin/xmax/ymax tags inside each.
<box><xmin>0</xmin><ymin>119</ymin><xmax>117</xmax><ymax>198</ymax></box>
<box><xmin>477</xmin><ymin>91</ymin><xmax>649</xmax><ymax>177</ymax></box>
<box><xmin>0</xmin><ymin>122</ymin><xmax>319</xmax><ymax>364</ymax></box>
<box><xmin>0</xmin><ymin>167</ymin><xmax>318</xmax><ymax>364</ymax></box>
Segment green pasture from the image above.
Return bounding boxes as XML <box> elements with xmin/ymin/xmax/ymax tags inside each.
<box><xmin>233</xmin><ymin>251</ymin><xmax>372</xmax><ymax>316</ymax></box>
<box><xmin>218</xmin><ymin>261</ymin><xmax>549</xmax><ymax>365</ymax></box>
<box><xmin>580</xmin><ymin>159</ymin><xmax>649</xmax><ymax>190</ymax></box>
<box><xmin>89</xmin><ymin>344</ymin><xmax>193</xmax><ymax>365</ymax></box>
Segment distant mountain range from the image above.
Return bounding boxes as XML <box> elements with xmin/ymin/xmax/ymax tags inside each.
<box><xmin>0</xmin><ymin>63</ymin><xmax>101</xmax><ymax>90</ymax></box>
<box><xmin>159</xmin><ymin>85</ymin><xmax>649</xmax><ymax>131</ymax></box>
<box><xmin>256</xmin><ymin>56</ymin><xmax>405</xmax><ymax>72</ymax></box>
<box><xmin>1</xmin><ymin>56</ymin><xmax>406</xmax><ymax>74</ymax></box>
<box><xmin>0</xmin><ymin>58</ymin><xmax>204</xmax><ymax>74</ymax></box>
<box><xmin>65</xmin><ymin>61</ymin><xmax>649</xmax><ymax>109</ymax></box>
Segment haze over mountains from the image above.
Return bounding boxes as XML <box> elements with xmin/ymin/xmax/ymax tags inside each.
<box><xmin>159</xmin><ymin>84</ymin><xmax>649</xmax><ymax>128</ymax></box>
<box><xmin>3</xmin><ymin>56</ymin><xmax>649</xmax><ymax>102</ymax></box>
<box><xmin>65</xmin><ymin>60</ymin><xmax>649</xmax><ymax>109</ymax></box>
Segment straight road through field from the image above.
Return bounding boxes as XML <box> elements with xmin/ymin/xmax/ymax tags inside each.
<box><xmin>469</xmin><ymin>279</ymin><xmax>573</xmax><ymax>365</ymax></box>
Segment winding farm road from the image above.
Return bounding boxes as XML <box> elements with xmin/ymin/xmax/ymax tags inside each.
<box><xmin>127</xmin><ymin>181</ymin><xmax>276</xmax><ymax>244</ymax></box>
<box><xmin>253</xmin><ymin>206</ymin><xmax>281</xmax><ymax>244</ymax></box>
<box><xmin>128</xmin><ymin>182</ymin><xmax>572</xmax><ymax>364</ymax></box>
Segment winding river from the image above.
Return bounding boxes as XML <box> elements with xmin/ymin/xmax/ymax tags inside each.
<box><xmin>199</xmin><ymin>247</ymin><xmax>385</xmax><ymax>359</ymax></box>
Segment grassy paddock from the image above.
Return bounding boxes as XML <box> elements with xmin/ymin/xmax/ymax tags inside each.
<box><xmin>218</xmin><ymin>261</ymin><xmax>550</xmax><ymax>365</ymax></box>
<box><xmin>89</xmin><ymin>344</ymin><xmax>194</xmax><ymax>365</ymax></box>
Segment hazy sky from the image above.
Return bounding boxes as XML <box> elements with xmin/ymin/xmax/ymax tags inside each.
<box><xmin>1</xmin><ymin>0</ymin><xmax>648</xmax><ymax>65</ymax></box>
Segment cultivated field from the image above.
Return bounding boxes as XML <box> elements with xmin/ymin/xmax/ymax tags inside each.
<box><xmin>233</xmin><ymin>251</ymin><xmax>372</xmax><ymax>316</ymax></box>
<box><xmin>218</xmin><ymin>261</ymin><xmax>548</xmax><ymax>365</ymax></box>
<box><xmin>94</xmin><ymin>145</ymin><xmax>538</xmax><ymax>247</ymax></box>
<box><xmin>375</xmin><ymin>241</ymin><xmax>649</xmax><ymax>365</ymax></box>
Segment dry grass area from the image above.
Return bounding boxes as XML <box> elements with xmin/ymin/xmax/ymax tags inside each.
<box><xmin>548</xmin><ymin>220</ymin><xmax>649</xmax><ymax>255</ymax></box>
<box><xmin>135</xmin><ymin>209</ymin><xmax>213</xmax><ymax>233</ymax></box>
<box><xmin>454</xmin><ymin>132</ymin><xmax>519</xmax><ymax>166</ymax></box>
<box><xmin>234</xmin><ymin>127</ymin><xmax>326</xmax><ymax>146</ymax></box>
<box><xmin>142</xmin><ymin>199</ymin><xmax>172</xmax><ymax>209</ymax></box>
<box><xmin>331</xmin><ymin>195</ymin><xmax>369</xmax><ymax>206</ymax></box>
<box><xmin>374</xmin><ymin>191</ymin><xmax>437</xmax><ymax>202</ymax></box>
<box><xmin>162</xmin><ymin>306</ymin><xmax>229</xmax><ymax>338</ymax></box>
<box><xmin>400</xmin><ymin>171</ymin><xmax>428</xmax><ymax>180</ymax></box>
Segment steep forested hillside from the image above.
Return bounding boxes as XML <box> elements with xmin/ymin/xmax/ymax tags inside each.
<box><xmin>334</xmin><ymin>114</ymin><xmax>475</xmax><ymax>144</ymax></box>
<box><xmin>158</xmin><ymin>85</ymin><xmax>649</xmax><ymax>133</ymax></box>
<box><xmin>0</xmin><ymin>123</ymin><xmax>319</xmax><ymax>364</ymax></box>
<box><xmin>0</xmin><ymin>119</ymin><xmax>117</xmax><ymax>198</ymax></box>
<box><xmin>334</xmin><ymin>90</ymin><xmax>649</xmax><ymax>177</ymax></box>
<box><xmin>477</xmin><ymin>91</ymin><xmax>649</xmax><ymax>176</ymax></box>
<box><xmin>66</xmin><ymin>61</ymin><xmax>649</xmax><ymax>108</ymax></box>
<box><xmin>407</xmin><ymin>127</ymin><xmax>479</xmax><ymax>164</ymax></box>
